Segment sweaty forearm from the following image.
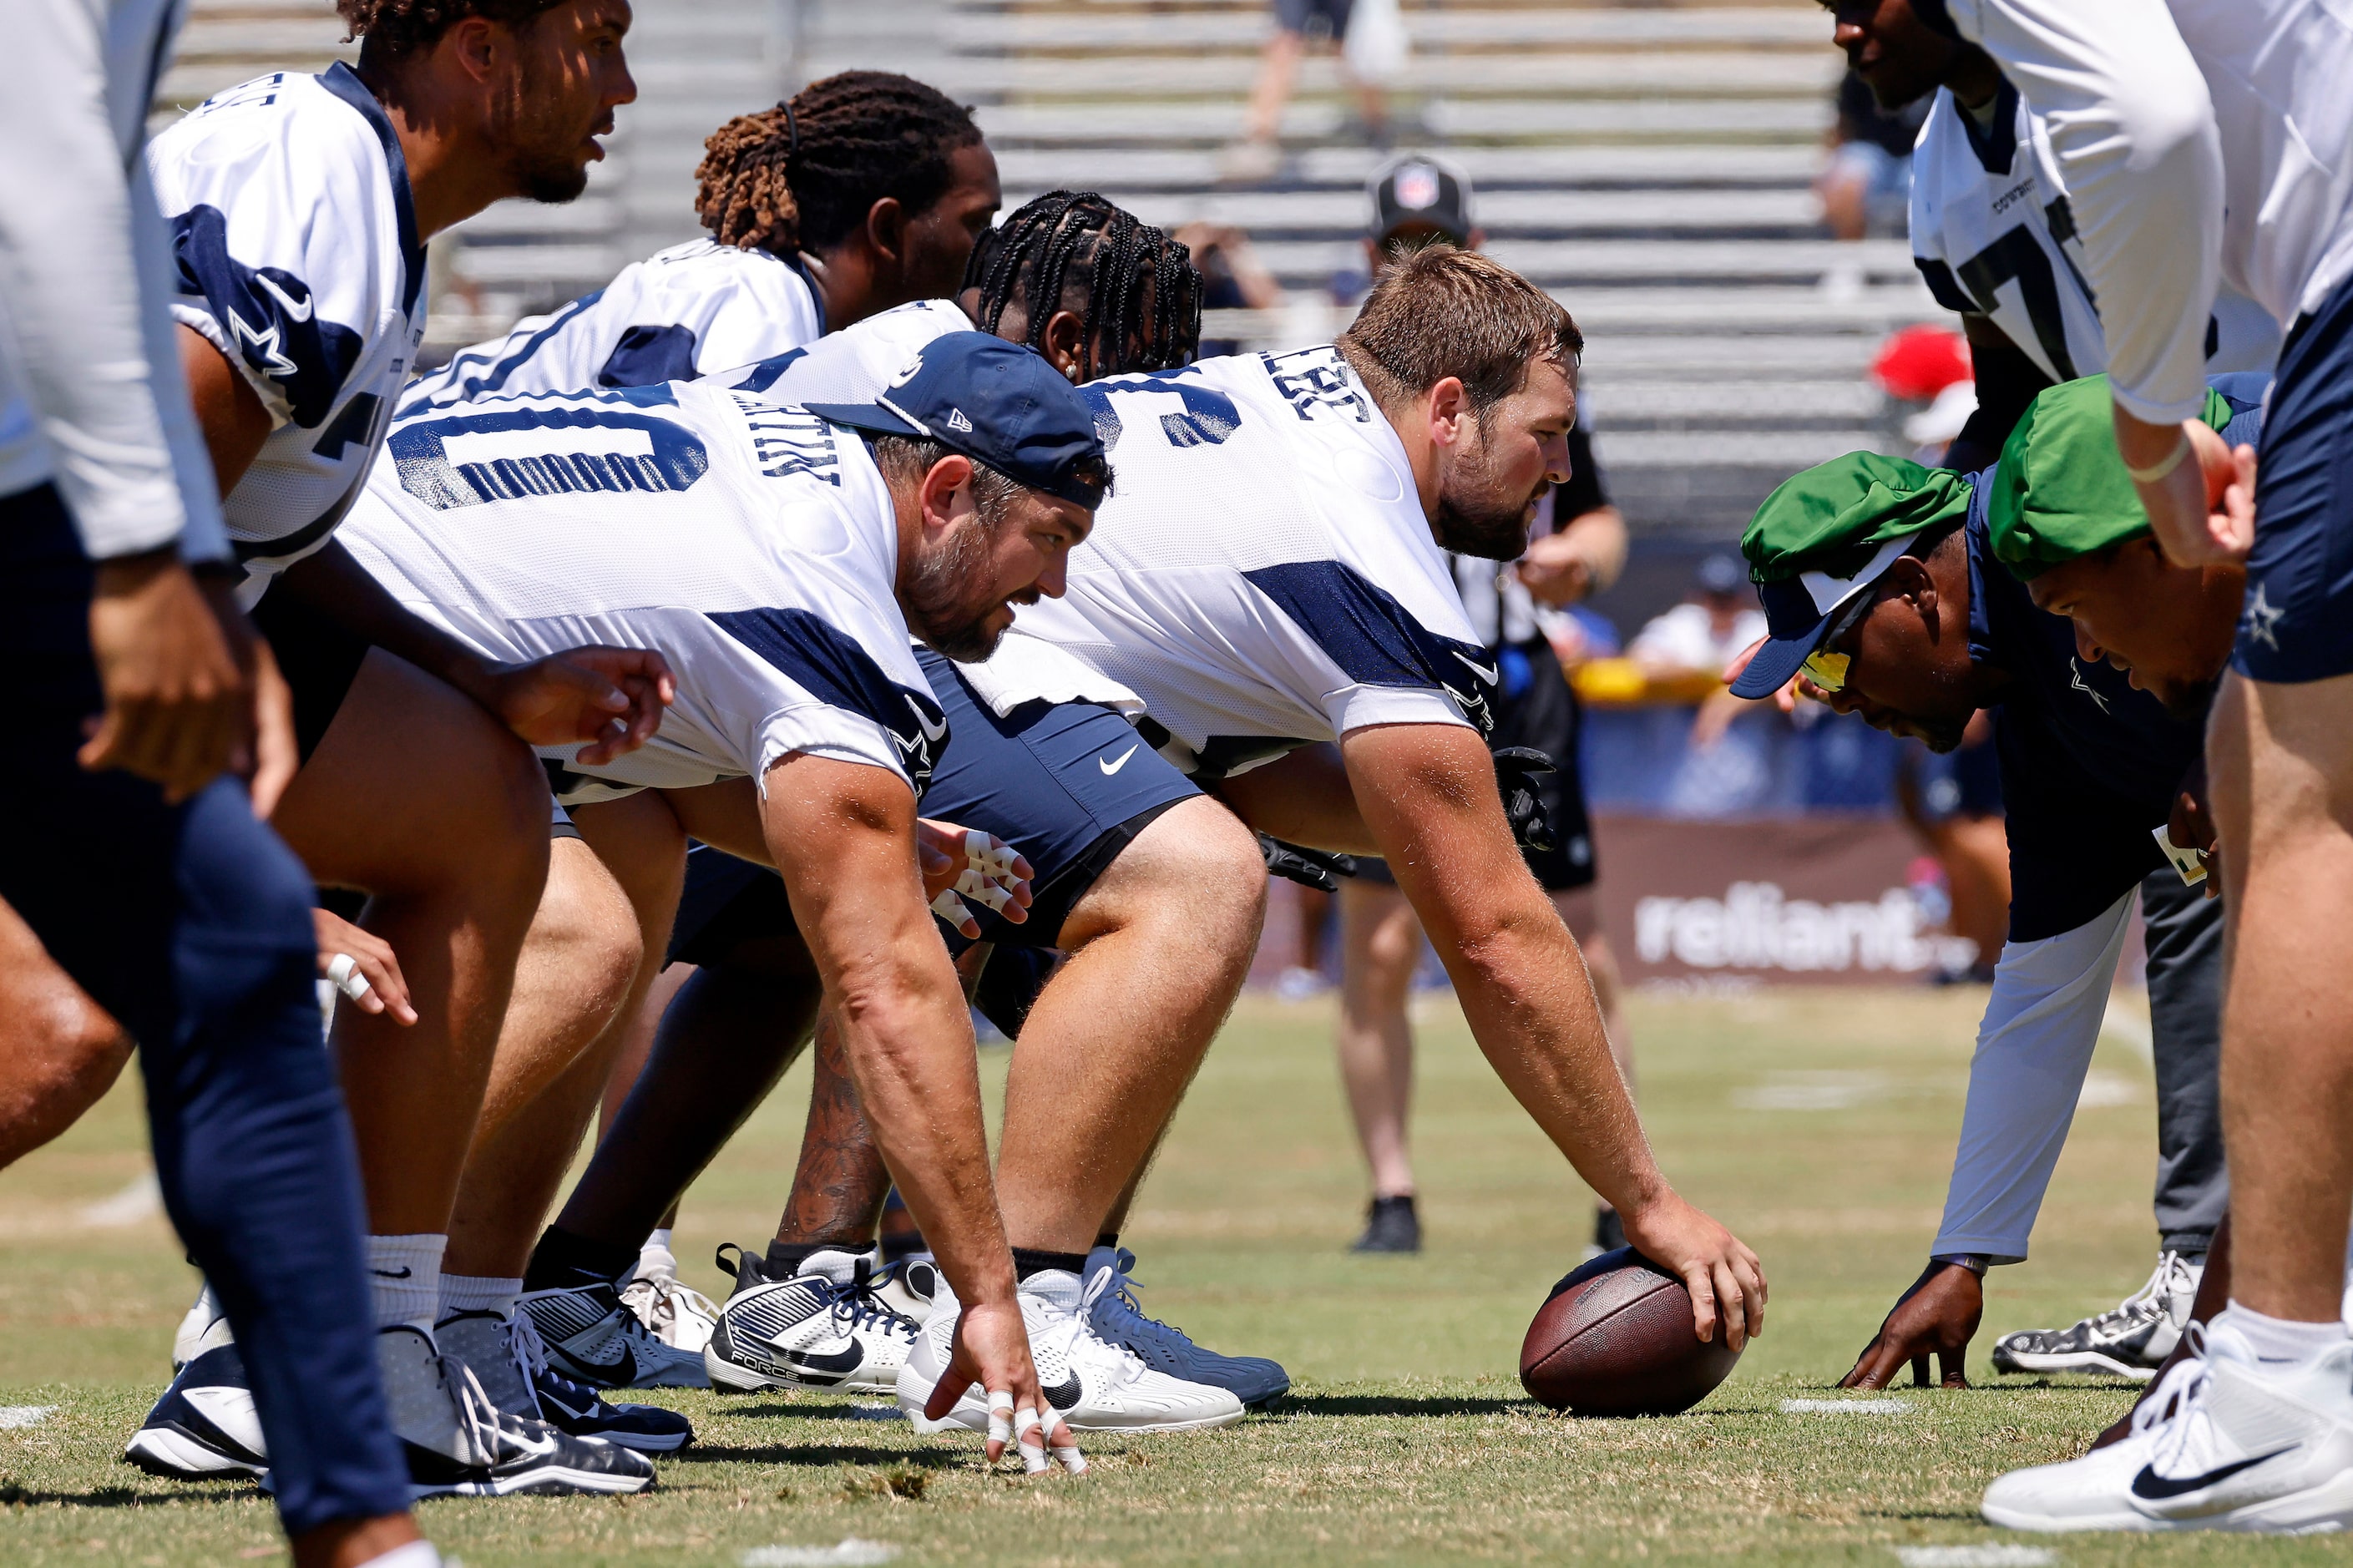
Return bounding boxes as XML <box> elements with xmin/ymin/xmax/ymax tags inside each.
<box><xmin>817</xmin><ymin>923</ymin><xmax>1017</xmax><ymax>1306</ymax></box>
<box><xmin>1430</xmin><ymin>884</ymin><xmax>1662</xmax><ymax>1214</ymax></box>
<box><xmin>274</xmin><ymin>540</ymin><xmax>502</xmax><ymax>705</ymax></box>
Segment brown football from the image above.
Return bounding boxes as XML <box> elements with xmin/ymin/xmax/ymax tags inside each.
<box><xmin>1519</xmin><ymin>1246</ymin><xmax>1743</xmax><ymax>1416</ymax></box>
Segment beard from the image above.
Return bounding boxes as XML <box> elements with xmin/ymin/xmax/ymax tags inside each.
<box><xmin>1430</xmin><ymin>430</ymin><xmax>1545</xmax><ymax>562</ymax></box>
<box><xmin>1913</xmin><ymin>712</ymin><xmax>1971</xmax><ymax>755</ymax></box>
<box><xmin>904</xmin><ymin>519</ymin><xmax>1012</xmax><ymax>663</ymax></box>
<box><xmin>494</xmin><ymin>64</ymin><xmax>600</xmax><ymax>205</ymax></box>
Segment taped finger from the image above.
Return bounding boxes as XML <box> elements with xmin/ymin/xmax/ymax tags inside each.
<box><xmin>1012</xmin><ymin>1406</ymin><xmax>1049</xmax><ymax>1474</ymax></box>
<box><xmin>954</xmin><ymin>868</ymin><xmax>1015</xmax><ymax>911</ymax></box>
<box><xmin>325</xmin><ymin>953</ymin><xmax>374</xmax><ymax>1003</ymax></box>
<box><xmin>985</xmin><ymin>1390</ymin><xmax>1015</xmax><ymax>1449</ymax></box>
<box><xmin>930</xmin><ymin>889</ymin><xmax>979</xmax><ymax>933</ymax></box>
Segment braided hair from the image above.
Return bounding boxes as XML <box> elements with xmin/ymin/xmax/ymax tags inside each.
<box><xmin>964</xmin><ymin>191</ymin><xmax>1203</xmax><ymax>378</ymax></box>
<box><xmin>696</xmin><ymin>72</ymin><xmax>981</xmax><ymax>257</ymax></box>
<box><xmin>337</xmin><ymin>0</ymin><xmax>563</xmax><ymax>58</ymax></box>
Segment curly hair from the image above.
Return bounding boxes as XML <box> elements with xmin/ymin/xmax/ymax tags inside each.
<box><xmin>695</xmin><ymin>72</ymin><xmax>981</xmax><ymax>257</ymax></box>
<box><xmin>336</xmin><ymin>0</ymin><xmax>565</xmax><ymax>58</ymax></box>
<box><xmin>963</xmin><ymin>191</ymin><xmax>1202</xmax><ymax>378</ymax></box>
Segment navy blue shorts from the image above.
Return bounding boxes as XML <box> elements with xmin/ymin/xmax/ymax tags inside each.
<box><xmin>2236</xmin><ymin>272</ymin><xmax>2353</xmax><ymax>683</ymax></box>
<box><xmin>667</xmin><ymin>648</ymin><xmax>1200</xmax><ymax>967</ymax></box>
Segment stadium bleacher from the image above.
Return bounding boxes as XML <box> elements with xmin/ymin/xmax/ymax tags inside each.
<box><xmin>159</xmin><ymin>0</ymin><xmax>1941</xmax><ymax>538</ymax></box>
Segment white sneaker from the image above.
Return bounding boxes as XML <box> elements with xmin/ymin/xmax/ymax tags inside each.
<box><xmin>172</xmin><ymin>1282</ymin><xmax>233</xmax><ymax>1372</ymax></box>
<box><xmin>125</xmin><ymin>1344</ymin><xmax>269</xmax><ymax>1479</ymax></box>
<box><xmin>620</xmin><ymin>1269</ymin><xmax>721</xmax><ymax>1357</ymax></box>
<box><xmin>898</xmin><ymin>1268</ymin><xmax>1246</xmax><ymax>1434</ymax></box>
<box><xmin>874</xmin><ymin>1253</ymin><xmax>941</xmax><ymax>1328</ymax></box>
<box><xmin>704</xmin><ymin>1244</ymin><xmax>918</xmax><ymax>1394</ymax></box>
<box><xmin>1992</xmin><ymin>1250</ymin><xmax>2203</xmax><ymax>1379</ymax></box>
<box><xmin>1083</xmin><ymin>1246</ymin><xmax>1289</xmax><ymax>1409</ymax></box>
<box><xmin>519</xmin><ymin>1277</ymin><xmax>710</xmax><ymax>1390</ymax></box>
<box><xmin>379</xmin><ymin>1323</ymin><xmax>655</xmax><ymax>1498</ymax></box>
<box><xmin>1983</xmin><ymin>1316</ymin><xmax>2353</xmax><ymax>1533</ymax></box>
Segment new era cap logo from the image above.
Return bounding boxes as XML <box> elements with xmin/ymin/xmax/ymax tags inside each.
<box><xmin>946</xmin><ymin>407</ymin><xmax>973</xmax><ymax>432</ymax></box>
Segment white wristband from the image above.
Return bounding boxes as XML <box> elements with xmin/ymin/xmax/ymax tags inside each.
<box><xmin>2123</xmin><ymin>432</ymin><xmax>2193</xmax><ymax>484</ymax></box>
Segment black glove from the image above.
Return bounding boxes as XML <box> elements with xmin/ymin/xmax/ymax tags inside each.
<box><xmin>1258</xmin><ymin>834</ymin><xmax>1358</xmax><ymax>893</ymax></box>
<box><xmin>1492</xmin><ymin>746</ymin><xmax>1558</xmax><ymax>854</ymax></box>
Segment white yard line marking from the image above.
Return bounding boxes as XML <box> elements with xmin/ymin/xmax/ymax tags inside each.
<box><xmin>1893</xmin><ymin>1546</ymin><xmax>2056</xmax><ymax>1567</ymax></box>
<box><xmin>741</xmin><ymin>1542</ymin><xmax>899</xmax><ymax>1567</ymax></box>
<box><xmin>79</xmin><ymin>1171</ymin><xmax>161</xmax><ymax>1227</ymax></box>
<box><xmin>0</xmin><ymin>1405</ymin><xmax>57</xmax><ymax>1429</ymax></box>
<box><xmin>1781</xmin><ymin>1397</ymin><xmax>1910</xmax><ymax>1414</ymax></box>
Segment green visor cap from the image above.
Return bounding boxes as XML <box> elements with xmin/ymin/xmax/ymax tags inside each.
<box><xmin>1739</xmin><ymin>452</ymin><xmax>1973</xmax><ymax>585</ymax></box>
<box><xmin>1986</xmin><ymin>375</ymin><xmax>2233</xmax><ymax>579</ymax></box>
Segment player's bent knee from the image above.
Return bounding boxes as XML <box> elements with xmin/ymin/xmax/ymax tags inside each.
<box><xmin>541</xmin><ymin>839</ymin><xmax>645</xmax><ymax>1008</ymax></box>
<box><xmin>1118</xmin><ymin>797</ymin><xmax>1267</xmax><ymax>946</ymax></box>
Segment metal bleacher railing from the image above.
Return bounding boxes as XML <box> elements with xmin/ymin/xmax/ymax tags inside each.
<box><xmin>159</xmin><ymin>0</ymin><xmax>1941</xmax><ymax>542</ymax></box>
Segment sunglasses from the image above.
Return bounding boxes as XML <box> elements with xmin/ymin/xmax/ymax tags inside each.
<box><xmin>1798</xmin><ymin>588</ymin><xmax>1876</xmax><ymax>694</ymax></box>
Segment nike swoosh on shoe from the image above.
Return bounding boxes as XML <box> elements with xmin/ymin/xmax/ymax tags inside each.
<box><xmin>785</xmin><ymin>1344</ymin><xmax>863</xmax><ymax>1376</ymax></box>
<box><xmin>2130</xmin><ymin>1449</ymin><xmax>2295</xmax><ymax>1500</ymax></box>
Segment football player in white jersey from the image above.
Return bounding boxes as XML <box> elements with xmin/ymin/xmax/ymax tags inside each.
<box><xmin>1819</xmin><ymin>0</ymin><xmax>2276</xmax><ymax>473</ymax></box>
<box><xmin>404</xmin><ymin>72</ymin><xmax>999</xmax><ymax>412</ymax></box>
<box><xmin>1880</xmin><ymin>0</ymin><xmax>2353</xmax><ymax>1534</ymax></box>
<box><xmin>488</xmin><ymin>197</ymin><xmax>1285</xmax><ymax>1429</ymax></box>
<box><xmin>342</xmin><ymin>332</ymin><xmax>1103</xmax><ymax>1474</ymax></box>
<box><xmin>128</xmin><ymin>0</ymin><xmax>686</xmax><ymax>1499</ymax></box>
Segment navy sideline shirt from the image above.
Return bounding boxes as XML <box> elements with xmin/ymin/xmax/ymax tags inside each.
<box><xmin>1964</xmin><ymin>377</ymin><xmax>2264</xmax><ymax>941</ymax></box>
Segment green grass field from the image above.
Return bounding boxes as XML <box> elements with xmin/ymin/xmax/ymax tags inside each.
<box><xmin>1</xmin><ymin>987</ymin><xmax>2335</xmax><ymax>1565</ymax></box>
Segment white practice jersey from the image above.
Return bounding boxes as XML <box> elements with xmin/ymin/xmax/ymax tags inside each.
<box><xmin>712</xmin><ymin>298</ymin><xmax>968</xmax><ymax>403</ymax></box>
<box><xmin>402</xmin><ymin>240</ymin><xmax>827</xmax><ymax>416</ymax></box>
<box><xmin>147</xmin><ymin>64</ymin><xmax>427</xmax><ymax>599</ymax></box>
<box><xmin>1910</xmin><ymin>81</ymin><xmax>2278</xmax><ymax>385</ymax></box>
<box><xmin>1940</xmin><ymin>0</ymin><xmax>2353</xmax><ymax>422</ymax></box>
<box><xmin>338</xmin><ymin>380</ymin><xmax>946</xmax><ymax>802</ymax></box>
<box><xmin>1002</xmin><ymin>346</ymin><xmax>1496</xmax><ymax>779</ymax></box>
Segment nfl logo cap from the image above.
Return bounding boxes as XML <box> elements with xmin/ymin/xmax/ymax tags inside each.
<box><xmin>806</xmin><ymin>332</ymin><xmax>1110</xmax><ymax>508</ymax></box>
<box><xmin>1369</xmin><ymin>152</ymin><xmax>1473</xmax><ymax>248</ymax></box>
<box><xmin>1728</xmin><ymin>452</ymin><xmax>1974</xmax><ymax>700</ymax></box>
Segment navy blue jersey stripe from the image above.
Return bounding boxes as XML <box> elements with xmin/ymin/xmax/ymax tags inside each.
<box><xmin>317</xmin><ymin>63</ymin><xmax>425</xmax><ymax>317</ymax></box>
<box><xmin>1242</xmin><ymin>559</ymin><xmax>1497</xmax><ymax>733</ymax></box>
<box><xmin>706</xmin><ymin>607</ymin><xmax>948</xmax><ymax>793</ymax></box>
<box><xmin>399</xmin><ymin>290</ymin><xmax>610</xmax><ymax>416</ymax></box>
<box><xmin>170</xmin><ymin>205</ymin><xmax>367</xmax><ymax>429</ymax></box>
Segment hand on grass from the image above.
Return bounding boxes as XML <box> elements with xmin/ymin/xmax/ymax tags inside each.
<box><xmin>1839</xmin><ymin>1260</ymin><xmax>1980</xmax><ymax>1389</ymax></box>
<box><xmin>926</xmin><ymin>1292</ymin><xmax>1083</xmax><ymax>1474</ymax></box>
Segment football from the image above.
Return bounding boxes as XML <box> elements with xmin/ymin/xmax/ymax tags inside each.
<box><xmin>1519</xmin><ymin>1247</ymin><xmax>1743</xmax><ymax>1416</ymax></box>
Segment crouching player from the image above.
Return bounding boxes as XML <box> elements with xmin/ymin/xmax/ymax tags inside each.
<box><xmin>1719</xmin><ymin>373</ymin><xmax>2262</xmax><ymax>1391</ymax></box>
<box><xmin>338</xmin><ymin>333</ymin><xmax>1102</xmax><ymax>1470</ymax></box>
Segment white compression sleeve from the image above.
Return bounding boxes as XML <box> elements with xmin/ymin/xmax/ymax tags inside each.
<box><xmin>1946</xmin><ymin>0</ymin><xmax>2224</xmax><ymax>425</ymax></box>
<box><xmin>1930</xmin><ymin>890</ymin><xmax>2134</xmax><ymax>1263</ymax></box>
<box><xmin>0</xmin><ymin>0</ymin><xmax>225</xmax><ymax>562</ymax></box>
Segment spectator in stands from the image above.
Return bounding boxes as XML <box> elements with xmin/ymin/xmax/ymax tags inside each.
<box><xmin>1171</xmin><ymin>221</ymin><xmax>1283</xmax><ymax>357</ymax></box>
<box><xmin>1330</xmin><ymin>157</ymin><xmax>1637</xmax><ymax>1257</ymax></box>
<box><xmin>1816</xmin><ymin>68</ymin><xmax>1925</xmax><ymax>298</ymax></box>
<box><xmin>1222</xmin><ymin>0</ymin><xmax>1391</xmax><ymax>184</ymax></box>
<box><xmin>1632</xmin><ymin>554</ymin><xmax>1769</xmax><ymax>679</ymax></box>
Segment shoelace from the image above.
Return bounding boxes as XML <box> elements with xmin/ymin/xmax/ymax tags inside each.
<box><xmin>2138</xmin><ymin>1323</ymin><xmax>2214</xmax><ymax>1472</ymax></box>
<box><xmin>433</xmin><ymin>1348</ymin><xmax>517</xmax><ymax>1464</ymax></box>
<box><xmin>1089</xmin><ymin>1249</ymin><xmax>1197</xmax><ymax>1349</ymax></box>
<box><xmin>2087</xmin><ymin>1250</ymin><xmax>2197</xmax><ymax>1335</ymax></box>
<box><xmin>1060</xmin><ymin>1270</ymin><xmax>1151</xmax><ymax>1385</ymax></box>
<box><xmin>825</xmin><ymin>1263</ymin><xmax>918</xmax><ymax>1343</ymax></box>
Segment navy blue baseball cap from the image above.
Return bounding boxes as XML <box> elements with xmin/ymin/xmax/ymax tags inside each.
<box><xmin>807</xmin><ymin>332</ymin><xmax>1110</xmax><ymax>509</ymax></box>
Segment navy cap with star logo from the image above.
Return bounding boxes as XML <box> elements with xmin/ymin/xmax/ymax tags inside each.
<box><xmin>806</xmin><ymin>332</ymin><xmax>1110</xmax><ymax>509</ymax></box>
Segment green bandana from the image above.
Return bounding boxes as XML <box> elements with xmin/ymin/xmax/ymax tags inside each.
<box><xmin>1986</xmin><ymin>374</ymin><xmax>2234</xmax><ymax>579</ymax></box>
<box><xmin>1740</xmin><ymin>453</ymin><xmax>1975</xmax><ymax>585</ymax></box>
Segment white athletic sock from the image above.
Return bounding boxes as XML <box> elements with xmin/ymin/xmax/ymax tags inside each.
<box><xmin>438</xmin><ymin>1273</ymin><xmax>522</xmax><ymax>1322</ymax></box>
<box><xmin>354</xmin><ymin>1540</ymin><xmax>443</xmax><ymax>1568</ymax></box>
<box><xmin>646</xmin><ymin>1227</ymin><xmax>674</xmax><ymax>1255</ymax></box>
<box><xmin>366</xmin><ymin>1234</ymin><xmax>446</xmax><ymax>1333</ymax></box>
<box><xmin>2219</xmin><ymin>1300</ymin><xmax>2349</xmax><ymax>1366</ymax></box>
